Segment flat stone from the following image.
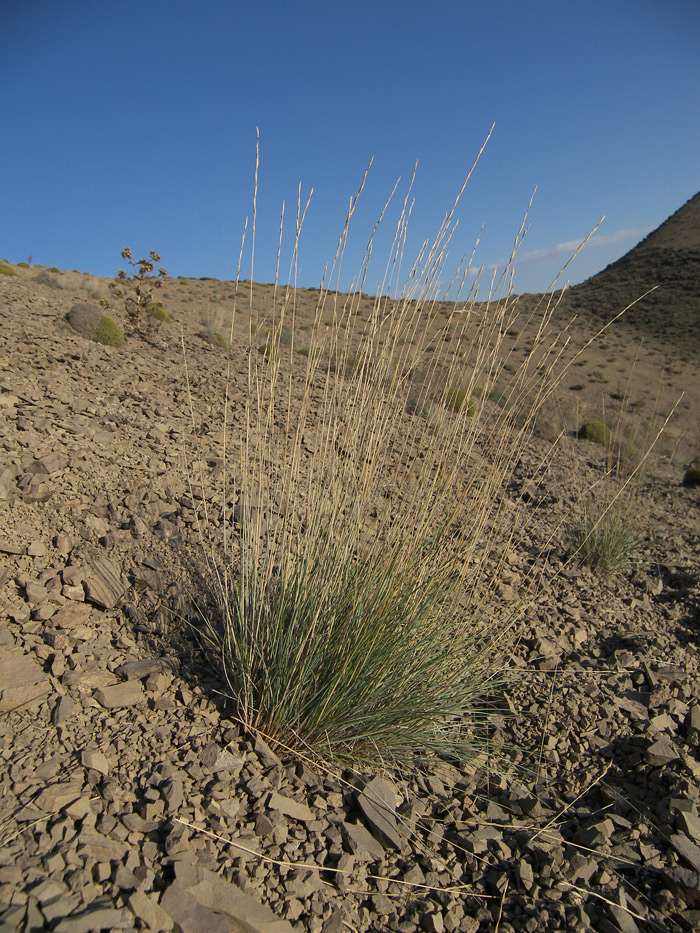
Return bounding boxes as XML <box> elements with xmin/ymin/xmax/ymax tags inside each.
<box><xmin>266</xmin><ymin>791</ymin><xmax>315</xmax><ymax>823</ymax></box>
<box><xmin>671</xmin><ymin>833</ymin><xmax>700</xmax><ymax>873</ymax></box>
<box><xmin>81</xmin><ymin>748</ymin><xmax>110</xmax><ymax>775</ymax></box>
<box><xmin>116</xmin><ymin>658</ymin><xmax>177</xmax><ymax>680</ymax></box>
<box><xmin>27</xmin><ymin>451</ymin><xmax>69</xmax><ymax>475</ymax></box>
<box><xmin>51</xmin><ymin>605</ymin><xmax>91</xmax><ymax>629</ymax></box>
<box><xmin>0</xmin><ymin>648</ymin><xmax>51</xmax><ymax>711</ymax></box>
<box><xmin>53</xmin><ymin>906</ymin><xmax>130</xmax><ymax>932</ymax></box>
<box><xmin>200</xmin><ymin>742</ymin><xmax>245</xmax><ymax>774</ymax></box>
<box><xmin>663</xmin><ymin>865</ymin><xmax>700</xmax><ymax>908</ymax></box>
<box><xmin>35</xmin><ymin>782</ymin><xmax>84</xmax><ymax>814</ymax></box>
<box><xmin>94</xmin><ymin>682</ymin><xmax>144</xmax><ymax>709</ymax></box>
<box><xmin>646</xmin><ymin>737</ymin><xmax>680</xmax><ymax>766</ymax></box>
<box><xmin>341</xmin><ymin>820</ymin><xmax>386</xmax><ymax>860</ymax></box>
<box><xmin>128</xmin><ymin>890</ymin><xmax>174</xmax><ymax>932</ymax></box>
<box><xmin>172</xmin><ymin>861</ymin><xmax>294</xmax><ymax>932</ymax></box>
<box><xmin>356</xmin><ymin>776</ymin><xmax>402</xmax><ymax>850</ymax></box>
<box><xmin>678</xmin><ymin>811</ymin><xmax>700</xmax><ymax>846</ymax></box>
<box><xmin>52</xmin><ymin>695</ymin><xmax>74</xmax><ymax>724</ymax></box>
<box><xmin>159</xmin><ymin>881</ymin><xmax>230</xmax><ymax>933</ymax></box>
<box><xmin>83</xmin><ymin>556</ymin><xmax>125</xmax><ymax>609</ymax></box>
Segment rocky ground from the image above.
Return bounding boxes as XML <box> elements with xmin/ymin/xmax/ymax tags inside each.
<box><xmin>1</xmin><ymin>266</ymin><xmax>699</xmax><ymax>932</ymax></box>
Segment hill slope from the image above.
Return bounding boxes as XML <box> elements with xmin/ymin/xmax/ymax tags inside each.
<box><xmin>564</xmin><ymin>192</ymin><xmax>700</xmax><ymax>353</ymax></box>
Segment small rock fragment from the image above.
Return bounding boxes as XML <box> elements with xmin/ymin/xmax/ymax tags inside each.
<box><xmin>94</xmin><ymin>682</ymin><xmax>144</xmax><ymax>709</ymax></box>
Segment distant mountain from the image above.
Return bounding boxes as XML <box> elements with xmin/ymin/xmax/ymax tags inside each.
<box><xmin>564</xmin><ymin>192</ymin><xmax>700</xmax><ymax>354</ymax></box>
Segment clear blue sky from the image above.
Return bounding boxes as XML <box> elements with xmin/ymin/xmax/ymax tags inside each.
<box><xmin>2</xmin><ymin>0</ymin><xmax>699</xmax><ymax>297</ymax></box>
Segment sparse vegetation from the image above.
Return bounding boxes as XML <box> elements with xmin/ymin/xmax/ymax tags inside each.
<box><xmin>578</xmin><ymin>421</ymin><xmax>612</xmax><ymax>444</ymax></box>
<box><xmin>146</xmin><ymin>301</ymin><xmax>172</xmax><ymax>323</ymax></box>
<box><xmin>94</xmin><ymin>316</ymin><xmax>125</xmax><ymax>348</ymax></box>
<box><xmin>108</xmin><ymin>248</ymin><xmax>167</xmax><ymax>337</ymax></box>
<box><xmin>191</xmin><ymin>155</ymin><xmax>593</xmax><ymax>772</ymax></box>
<box><xmin>568</xmin><ymin>498</ymin><xmax>641</xmax><ymax>574</ymax></box>
<box><xmin>0</xmin><ymin>261</ymin><xmax>17</xmax><ymax>276</ymax></box>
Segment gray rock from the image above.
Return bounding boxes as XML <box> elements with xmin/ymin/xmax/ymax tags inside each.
<box><xmin>266</xmin><ymin>791</ymin><xmax>315</xmax><ymax>823</ymax></box>
<box><xmin>663</xmin><ymin>865</ymin><xmax>700</xmax><ymax>907</ymax></box>
<box><xmin>83</xmin><ymin>556</ymin><xmax>125</xmax><ymax>609</ymax></box>
<box><xmin>684</xmin><ymin>704</ymin><xmax>700</xmax><ymax>746</ymax></box>
<box><xmin>52</xmin><ymin>695</ymin><xmax>74</xmax><ymax>724</ymax></box>
<box><xmin>0</xmin><ymin>649</ymin><xmax>51</xmax><ymax>711</ymax></box>
<box><xmin>671</xmin><ymin>833</ymin><xmax>700</xmax><ymax>873</ymax></box>
<box><xmin>341</xmin><ymin>820</ymin><xmax>386</xmax><ymax>861</ymax></box>
<box><xmin>81</xmin><ymin>748</ymin><xmax>110</xmax><ymax>775</ymax></box>
<box><xmin>162</xmin><ymin>778</ymin><xmax>185</xmax><ymax>813</ymax></box>
<box><xmin>53</xmin><ymin>906</ymin><xmax>131</xmax><ymax>932</ymax></box>
<box><xmin>646</xmin><ymin>737</ymin><xmax>679</xmax><ymax>766</ymax></box>
<box><xmin>171</xmin><ymin>861</ymin><xmax>294</xmax><ymax>932</ymax></box>
<box><xmin>200</xmin><ymin>742</ymin><xmax>244</xmax><ymax>774</ymax></box>
<box><xmin>128</xmin><ymin>890</ymin><xmax>174</xmax><ymax>931</ymax></box>
<box><xmin>356</xmin><ymin>776</ymin><xmax>402</xmax><ymax>850</ymax></box>
<box><xmin>116</xmin><ymin>658</ymin><xmax>177</xmax><ymax>680</ymax></box>
<box><xmin>94</xmin><ymin>682</ymin><xmax>144</xmax><ymax>709</ymax></box>
<box><xmin>159</xmin><ymin>883</ymin><xmax>230</xmax><ymax>933</ymax></box>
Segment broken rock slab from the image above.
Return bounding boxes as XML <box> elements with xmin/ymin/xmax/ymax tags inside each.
<box><xmin>356</xmin><ymin>776</ymin><xmax>402</xmax><ymax>851</ymax></box>
<box><xmin>0</xmin><ymin>648</ymin><xmax>52</xmax><ymax>711</ymax></box>
<box><xmin>83</xmin><ymin>556</ymin><xmax>125</xmax><ymax>609</ymax></box>
<box><xmin>165</xmin><ymin>860</ymin><xmax>294</xmax><ymax>933</ymax></box>
<box><xmin>94</xmin><ymin>681</ymin><xmax>144</xmax><ymax>709</ymax></box>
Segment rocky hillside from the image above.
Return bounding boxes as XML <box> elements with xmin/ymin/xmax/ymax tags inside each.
<box><xmin>564</xmin><ymin>192</ymin><xmax>700</xmax><ymax>354</ymax></box>
<box><xmin>1</xmin><ymin>263</ymin><xmax>700</xmax><ymax>932</ymax></box>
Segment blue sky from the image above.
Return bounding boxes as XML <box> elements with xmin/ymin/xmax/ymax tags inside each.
<box><xmin>2</xmin><ymin>0</ymin><xmax>699</xmax><ymax>296</ymax></box>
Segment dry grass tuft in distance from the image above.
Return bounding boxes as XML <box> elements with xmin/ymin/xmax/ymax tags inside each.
<box><xmin>189</xmin><ymin>139</ymin><xmax>617</xmax><ymax>773</ymax></box>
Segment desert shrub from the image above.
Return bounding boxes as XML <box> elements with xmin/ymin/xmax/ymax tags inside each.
<box><xmin>146</xmin><ymin>301</ymin><xmax>172</xmax><ymax>322</ymax></box>
<box><xmin>94</xmin><ymin>316</ymin><xmax>124</xmax><ymax>348</ymax></box>
<box><xmin>213</xmin><ymin>332</ymin><xmax>227</xmax><ymax>349</ymax></box>
<box><xmin>17</xmin><ymin>261</ymin><xmax>30</xmax><ymax>268</ymax></box>
<box><xmin>108</xmin><ymin>247</ymin><xmax>167</xmax><ymax>337</ymax></box>
<box><xmin>443</xmin><ymin>387</ymin><xmax>475</xmax><ymax>416</ymax></box>
<box><xmin>48</xmin><ymin>266</ymin><xmax>60</xmax><ymax>273</ymax></box>
<box><xmin>0</xmin><ymin>261</ymin><xmax>17</xmax><ymax>276</ymax></box>
<box><xmin>33</xmin><ymin>270</ymin><xmax>62</xmax><ymax>288</ymax></box>
<box><xmin>684</xmin><ymin>466</ymin><xmax>700</xmax><ymax>486</ymax></box>
<box><xmin>488</xmin><ymin>389</ymin><xmax>511</xmax><ymax>409</ymax></box>
<box><xmin>578</xmin><ymin>421</ymin><xmax>612</xmax><ymax>444</ymax></box>
<box><xmin>568</xmin><ymin>499</ymin><xmax>641</xmax><ymax>574</ymax></box>
<box><xmin>191</xmin><ymin>152</ymin><xmax>622</xmax><ymax>773</ymax></box>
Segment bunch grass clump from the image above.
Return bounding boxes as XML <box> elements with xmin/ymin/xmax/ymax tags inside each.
<box><xmin>0</xmin><ymin>261</ymin><xmax>18</xmax><ymax>277</ymax></box>
<box><xmin>190</xmin><ymin>138</ymin><xmax>614</xmax><ymax>772</ymax></box>
<box><xmin>567</xmin><ymin>498</ymin><xmax>641</xmax><ymax>574</ymax></box>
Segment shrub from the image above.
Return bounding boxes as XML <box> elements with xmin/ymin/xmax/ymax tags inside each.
<box><xmin>568</xmin><ymin>500</ymin><xmax>641</xmax><ymax>574</ymax></box>
<box><xmin>146</xmin><ymin>301</ymin><xmax>172</xmax><ymax>322</ymax></box>
<box><xmin>578</xmin><ymin>421</ymin><xmax>612</xmax><ymax>444</ymax></box>
<box><xmin>48</xmin><ymin>266</ymin><xmax>60</xmax><ymax>273</ymax></box>
<box><xmin>213</xmin><ymin>332</ymin><xmax>227</xmax><ymax>349</ymax></box>
<box><xmin>108</xmin><ymin>247</ymin><xmax>167</xmax><ymax>337</ymax></box>
<box><xmin>17</xmin><ymin>261</ymin><xmax>30</xmax><ymax>269</ymax></box>
<box><xmin>0</xmin><ymin>261</ymin><xmax>17</xmax><ymax>276</ymax></box>
<box><xmin>33</xmin><ymin>270</ymin><xmax>62</xmax><ymax>289</ymax></box>
<box><xmin>94</xmin><ymin>316</ymin><xmax>124</xmax><ymax>348</ymax></box>
<box><xmin>443</xmin><ymin>387</ymin><xmax>475</xmax><ymax>416</ymax></box>
<box><xmin>684</xmin><ymin>466</ymin><xmax>700</xmax><ymax>486</ymax></box>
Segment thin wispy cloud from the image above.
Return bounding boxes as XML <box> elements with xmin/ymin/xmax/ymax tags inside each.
<box><xmin>513</xmin><ymin>226</ymin><xmax>653</xmax><ymax>269</ymax></box>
